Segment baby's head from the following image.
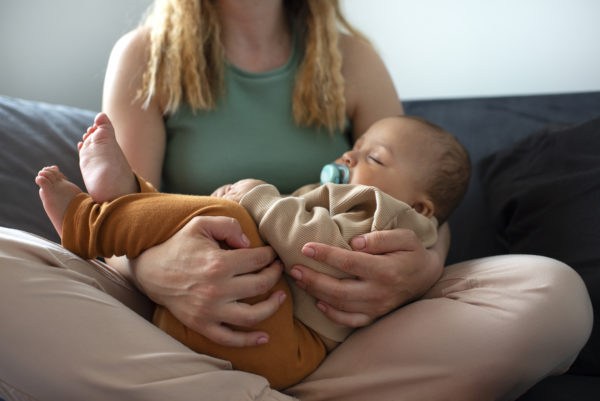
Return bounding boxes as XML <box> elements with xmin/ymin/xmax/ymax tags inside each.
<box><xmin>335</xmin><ymin>116</ymin><xmax>471</xmax><ymax>224</ymax></box>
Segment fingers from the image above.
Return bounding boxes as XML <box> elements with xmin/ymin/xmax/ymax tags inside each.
<box><xmin>292</xmin><ymin>265</ymin><xmax>367</xmax><ymax>309</ymax></box>
<box><xmin>199</xmin><ymin>289</ymin><xmax>286</xmax><ymax>347</ymax></box>
<box><xmin>201</xmin><ymin>323</ymin><xmax>270</xmax><ymax>348</ymax></box>
<box><xmin>350</xmin><ymin>228</ymin><xmax>420</xmax><ymax>254</ymax></box>
<box><xmin>291</xmin><ymin>265</ymin><xmax>377</xmax><ymax>326</ymax></box>
<box><xmin>188</xmin><ymin>215</ymin><xmax>251</xmax><ymax>249</ymax></box>
<box><xmin>301</xmin><ymin>242</ymin><xmax>379</xmax><ymax>278</ymax></box>
<box><xmin>186</xmin><ymin>215</ymin><xmax>277</xmax><ymax>267</ymax></box>
<box><xmin>220</xmin><ymin>246</ymin><xmax>277</xmax><ymax>277</ymax></box>
<box><xmin>181</xmin><ymin>216</ymin><xmax>277</xmax><ymax>273</ymax></box>
<box><xmin>229</xmin><ymin>260</ymin><xmax>283</xmax><ymax>298</ymax></box>
<box><xmin>315</xmin><ymin>301</ymin><xmax>372</xmax><ymax>328</ymax></box>
<box><xmin>211</xmin><ymin>184</ymin><xmax>231</xmax><ymax>198</ymax></box>
<box><xmin>222</xmin><ymin>290</ymin><xmax>287</xmax><ymax>328</ymax></box>
<box><xmin>186</xmin><ymin>289</ymin><xmax>286</xmax><ymax>347</ymax></box>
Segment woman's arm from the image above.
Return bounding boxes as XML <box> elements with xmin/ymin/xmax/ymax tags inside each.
<box><xmin>101</xmin><ymin>29</ymin><xmax>285</xmax><ymax>346</ymax></box>
<box><xmin>340</xmin><ymin>34</ymin><xmax>404</xmax><ymax>139</ymax></box>
<box><xmin>102</xmin><ymin>27</ymin><xmax>164</xmax><ymax>188</ymax></box>
<box><xmin>101</xmin><ymin>27</ymin><xmax>164</xmax><ymax>283</ymax></box>
<box><xmin>291</xmin><ymin>224</ymin><xmax>449</xmax><ymax>327</ymax></box>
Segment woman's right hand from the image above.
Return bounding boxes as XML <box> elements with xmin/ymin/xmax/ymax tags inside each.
<box><xmin>129</xmin><ymin>215</ymin><xmax>286</xmax><ymax>347</ymax></box>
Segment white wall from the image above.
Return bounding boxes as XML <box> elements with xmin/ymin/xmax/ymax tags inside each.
<box><xmin>1</xmin><ymin>0</ymin><xmax>599</xmax><ymax>111</ymax></box>
<box><xmin>0</xmin><ymin>0</ymin><xmax>151</xmax><ymax>111</ymax></box>
<box><xmin>342</xmin><ymin>0</ymin><xmax>600</xmax><ymax>100</ymax></box>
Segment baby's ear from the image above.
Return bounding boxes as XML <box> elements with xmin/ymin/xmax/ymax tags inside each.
<box><xmin>412</xmin><ymin>198</ymin><xmax>435</xmax><ymax>218</ymax></box>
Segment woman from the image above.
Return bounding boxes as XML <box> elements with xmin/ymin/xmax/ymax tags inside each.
<box><xmin>0</xmin><ymin>0</ymin><xmax>592</xmax><ymax>400</ymax></box>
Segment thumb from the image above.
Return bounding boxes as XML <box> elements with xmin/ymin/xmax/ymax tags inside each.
<box><xmin>188</xmin><ymin>216</ymin><xmax>251</xmax><ymax>249</ymax></box>
<box><xmin>350</xmin><ymin>228</ymin><xmax>419</xmax><ymax>254</ymax></box>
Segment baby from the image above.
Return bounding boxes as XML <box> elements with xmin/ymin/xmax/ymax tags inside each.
<box><xmin>36</xmin><ymin>113</ymin><xmax>470</xmax><ymax>389</ymax></box>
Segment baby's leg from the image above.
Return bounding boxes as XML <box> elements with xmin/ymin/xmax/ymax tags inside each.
<box><xmin>35</xmin><ymin>166</ymin><xmax>83</xmax><ymax>237</ymax></box>
<box><xmin>78</xmin><ymin>112</ymin><xmax>138</xmax><ymax>203</ymax></box>
<box><xmin>151</xmin><ymin>199</ymin><xmax>327</xmax><ymax>390</ymax></box>
<box><xmin>50</xmin><ymin>181</ymin><xmax>326</xmax><ymax>388</ymax></box>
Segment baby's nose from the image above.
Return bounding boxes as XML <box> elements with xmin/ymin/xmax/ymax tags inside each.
<box><xmin>341</xmin><ymin>151</ymin><xmax>355</xmax><ymax>166</ymax></box>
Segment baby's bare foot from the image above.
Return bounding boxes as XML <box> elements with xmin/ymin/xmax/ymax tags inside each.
<box><xmin>35</xmin><ymin>166</ymin><xmax>83</xmax><ymax>237</ymax></box>
<box><xmin>78</xmin><ymin>113</ymin><xmax>137</xmax><ymax>203</ymax></box>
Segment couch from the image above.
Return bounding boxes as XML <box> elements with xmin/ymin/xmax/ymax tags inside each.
<box><xmin>1</xmin><ymin>92</ymin><xmax>599</xmax><ymax>400</ymax></box>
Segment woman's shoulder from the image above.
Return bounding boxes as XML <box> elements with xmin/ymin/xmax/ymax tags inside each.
<box><xmin>338</xmin><ymin>33</ymin><xmax>385</xmax><ymax>75</ymax></box>
<box><xmin>105</xmin><ymin>26</ymin><xmax>163</xmax><ymax>108</ymax></box>
<box><xmin>338</xmin><ymin>33</ymin><xmax>402</xmax><ymax>138</ymax></box>
<box><xmin>110</xmin><ymin>26</ymin><xmax>151</xmax><ymax>64</ymax></box>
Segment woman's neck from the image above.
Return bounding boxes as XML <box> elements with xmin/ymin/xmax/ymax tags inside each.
<box><xmin>215</xmin><ymin>0</ymin><xmax>292</xmax><ymax>72</ymax></box>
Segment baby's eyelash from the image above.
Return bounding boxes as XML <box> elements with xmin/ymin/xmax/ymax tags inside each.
<box><xmin>369</xmin><ymin>155</ymin><xmax>383</xmax><ymax>165</ymax></box>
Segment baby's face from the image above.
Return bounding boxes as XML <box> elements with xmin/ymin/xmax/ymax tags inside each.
<box><xmin>334</xmin><ymin>117</ymin><xmax>432</xmax><ymax>205</ymax></box>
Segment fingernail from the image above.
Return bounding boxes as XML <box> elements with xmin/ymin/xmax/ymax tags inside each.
<box><xmin>302</xmin><ymin>245</ymin><xmax>316</xmax><ymax>258</ymax></box>
<box><xmin>290</xmin><ymin>268</ymin><xmax>302</xmax><ymax>280</ymax></box>
<box><xmin>241</xmin><ymin>234</ymin><xmax>250</xmax><ymax>247</ymax></box>
<box><xmin>278</xmin><ymin>292</ymin><xmax>287</xmax><ymax>304</ymax></box>
<box><xmin>257</xmin><ymin>336</ymin><xmax>269</xmax><ymax>345</ymax></box>
<box><xmin>316</xmin><ymin>302</ymin><xmax>327</xmax><ymax>313</ymax></box>
<box><xmin>351</xmin><ymin>235</ymin><xmax>366</xmax><ymax>250</ymax></box>
<box><xmin>271</xmin><ymin>260</ymin><xmax>283</xmax><ymax>272</ymax></box>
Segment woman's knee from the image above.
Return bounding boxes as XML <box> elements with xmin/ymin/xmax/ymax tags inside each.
<box><xmin>442</xmin><ymin>254</ymin><xmax>592</xmax><ymax>361</ymax></box>
<box><xmin>521</xmin><ymin>255</ymin><xmax>591</xmax><ymax>309</ymax></box>
<box><xmin>490</xmin><ymin>255</ymin><xmax>591</xmax><ymax>326</ymax></box>
<box><xmin>495</xmin><ymin>255</ymin><xmax>593</xmax><ymax>372</ymax></box>
<box><xmin>446</xmin><ymin>254</ymin><xmax>589</xmax><ymax>303</ymax></box>
<box><xmin>531</xmin><ymin>255</ymin><xmax>592</xmax><ymax>340</ymax></box>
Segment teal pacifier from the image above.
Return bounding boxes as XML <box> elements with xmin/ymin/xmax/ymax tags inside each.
<box><xmin>320</xmin><ymin>163</ymin><xmax>349</xmax><ymax>184</ymax></box>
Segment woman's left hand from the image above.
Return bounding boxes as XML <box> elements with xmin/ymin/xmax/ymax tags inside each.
<box><xmin>290</xmin><ymin>226</ymin><xmax>448</xmax><ymax>328</ymax></box>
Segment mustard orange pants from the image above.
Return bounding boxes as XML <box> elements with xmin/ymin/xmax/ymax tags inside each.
<box><xmin>60</xmin><ymin>177</ymin><xmax>325</xmax><ymax>390</ymax></box>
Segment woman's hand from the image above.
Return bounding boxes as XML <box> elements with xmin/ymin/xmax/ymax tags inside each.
<box><xmin>289</xmin><ymin>224</ymin><xmax>450</xmax><ymax>328</ymax></box>
<box><xmin>130</xmin><ymin>215</ymin><xmax>286</xmax><ymax>347</ymax></box>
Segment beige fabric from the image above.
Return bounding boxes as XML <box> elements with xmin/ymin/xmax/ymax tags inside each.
<box><xmin>0</xmin><ymin>227</ymin><xmax>593</xmax><ymax>401</ymax></box>
<box><xmin>0</xmin><ymin>228</ymin><xmax>294</xmax><ymax>401</ymax></box>
<box><xmin>241</xmin><ymin>183</ymin><xmax>438</xmax><ymax>341</ymax></box>
<box><xmin>288</xmin><ymin>255</ymin><xmax>593</xmax><ymax>401</ymax></box>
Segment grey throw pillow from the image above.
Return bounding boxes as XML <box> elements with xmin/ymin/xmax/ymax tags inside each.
<box><xmin>0</xmin><ymin>95</ymin><xmax>96</xmax><ymax>242</ymax></box>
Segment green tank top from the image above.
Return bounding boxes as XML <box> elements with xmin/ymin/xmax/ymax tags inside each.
<box><xmin>163</xmin><ymin>37</ymin><xmax>352</xmax><ymax>195</ymax></box>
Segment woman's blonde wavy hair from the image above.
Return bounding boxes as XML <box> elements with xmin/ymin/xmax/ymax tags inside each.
<box><xmin>138</xmin><ymin>0</ymin><xmax>366</xmax><ymax>133</ymax></box>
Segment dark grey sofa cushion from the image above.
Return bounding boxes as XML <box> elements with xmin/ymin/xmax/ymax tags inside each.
<box><xmin>481</xmin><ymin>117</ymin><xmax>600</xmax><ymax>376</ymax></box>
<box><xmin>0</xmin><ymin>95</ymin><xmax>94</xmax><ymax>243</ymax></box>
<box><xmin>404</xmin><ymin>92</ymin><xmax>600</xmax><ymax>398</ymax></box>
<box><xmin>405</xmin><ymin>92</ymin><xmax>600</xmax><ymax>265</ymax></box>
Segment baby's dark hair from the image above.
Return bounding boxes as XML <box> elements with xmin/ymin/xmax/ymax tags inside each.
<box><xmin>401</xmin><ymin>115</ymin><xmax>471</xmax><ymax>225</ymax></box>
